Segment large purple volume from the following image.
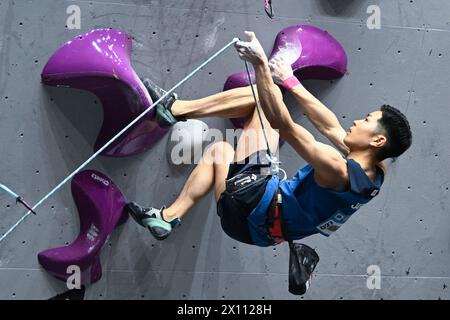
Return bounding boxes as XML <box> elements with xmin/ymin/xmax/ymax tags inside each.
<box><xmin>37</xmin><ymin>170</ymin><xmax>128</xmax><ymax>285</ymax></box>
<box><xmin>224</xmin><ymin>24</ymin><xmax>348</xmax><ymax>128</ymax></box>
<box><xmin>41</xmin><ymin>28</ymin><xmax>168</xmax><ymax>157</ymax></box>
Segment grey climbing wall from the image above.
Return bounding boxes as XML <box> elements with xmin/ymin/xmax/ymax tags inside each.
<box><xmin>0</xmin><ymin>0</ymin><xmax>449</xmax><ymax>300</ymax></box>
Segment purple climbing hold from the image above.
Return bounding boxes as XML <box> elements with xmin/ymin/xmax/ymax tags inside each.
<box><xmin>41</xmin><ymin>28</ymin><xmax>168</xmax><ymax>157</ymax></box>
<box><xmin>37</xmin><ymin>170</ymin><xmax>128</xmax><ymax>285</ymax></box>
<box><xmin>224</xmin><ymin>24</ymin><xmax>348</xmax><ymax>128</ymax></box>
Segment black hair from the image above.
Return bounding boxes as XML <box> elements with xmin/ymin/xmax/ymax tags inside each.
<box><xmin>375</xmin><ymin>104</ymin><xmax>412</xmax><ymax>161</ymax></box>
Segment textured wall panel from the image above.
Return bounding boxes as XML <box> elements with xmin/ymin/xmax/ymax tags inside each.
<box><xmin>0</xmin><ymin>0</ymin><xmax>448</xmax><ymax>299</ymax></box>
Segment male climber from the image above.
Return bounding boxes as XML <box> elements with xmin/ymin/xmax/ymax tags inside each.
<box><xmin>126</xmin><ymin>31</ymin><xmax>412</xmax><ymax>247</ymax></box>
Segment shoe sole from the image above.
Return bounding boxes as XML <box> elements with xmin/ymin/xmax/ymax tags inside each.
<box><xmin>147</xmin><ymin>226</ymin><xmax>170</xmax><ymax>241</ymax></box>
<box><xmin>126</xmin><ymin>205</ymin><xmax>171</xmax><ymax>241</ymax></box>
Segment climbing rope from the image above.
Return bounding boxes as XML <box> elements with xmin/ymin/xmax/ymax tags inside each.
<box><xmin>0</xmin><ymin>37</ymin><xmax>239</xmax><ymax>244</ymax></box>
<box><xmin>243</xmin><ymin>61</ymin><xmax>286</xmax><ymax>180</ymax></box>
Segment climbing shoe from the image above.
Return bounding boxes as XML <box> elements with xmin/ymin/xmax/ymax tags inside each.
<box><xmin>126</xmin><ymin>202</ymin><xmax>181</xmax><ymax>240</ymax></box>
<box><xmin>141</xmin><ymin>77</ymin><xmax>181</xmax><ymax>128</ymax></box>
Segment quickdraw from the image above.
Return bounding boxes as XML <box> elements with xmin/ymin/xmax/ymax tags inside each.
<box><xmin>0</xmin><ymin>183</ymin><xmax>37</xmax><ymax>215</ymax></box>
<box><xmin>264</xmin><ymin>0</ymin><xmax>274</xmax><ymax>19</ymax></box>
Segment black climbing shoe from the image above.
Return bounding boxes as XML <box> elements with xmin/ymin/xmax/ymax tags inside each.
<box><xmin>141</xmin><ymin>77</ymin><xmax>181</xmax><ymax>128</ymax></box>
<box><xmin>126</xmin><ymin>202</ymin><xmax>181</xmax><ymax>240</ymax></box>
<box><xmin>141</xmin><ymin>77</ymin><xmax>171</xmax><ymax>103</ymax></box>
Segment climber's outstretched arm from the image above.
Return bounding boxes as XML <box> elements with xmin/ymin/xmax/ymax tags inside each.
<box><xmin>235</xmin><ymin>31</ymin><xmax>347</xmax><ymax>181</ymax></box>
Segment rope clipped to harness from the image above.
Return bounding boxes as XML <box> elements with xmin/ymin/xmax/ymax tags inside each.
<box><xmin>264</xmin><ymin>0</ymin><xmax>274</xmax><ymax>19</ymax></box>
<box><xmin>243</xmin><ymin>61</ymin><xmax>286</xmax><ymax>181</ymax></box>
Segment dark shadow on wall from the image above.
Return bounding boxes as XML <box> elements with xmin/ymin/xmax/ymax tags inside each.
<box><xmin>40</xmin><ymin>85</ymin><xmax>161</xmax><ymax>194</ymax></box>
<box><xmin>41</xmin><ymin>86</ymin><xmax>103</xmax><ymax>149</ymax></box>
<box><xmin>317</xmin><ymin>0</ymin><xmax>366</xmax><ymax>17</ymax></box>
<box><xmin>283</xmin><ymin>79</ymin><xmax>341</xmax><ymax>123</ymax></box>
<box><xmin>49</xmin><ymin>286</ymin><xmax>85</xmax><ymax>300</ymax></box>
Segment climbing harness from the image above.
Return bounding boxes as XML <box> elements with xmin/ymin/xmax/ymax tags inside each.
<box><xmin>0</xmin><ymin>38</ymin><xmax>239</xmax><ymax>243</ymax></box>
<box><xmin>264</xmin><ymin>0</ymin><xmax>274</xmax><ymax>19</ymax></box>
<box><xmin>0</xmin><ymin>183</ymin><xmax>37</xmax><ymax>215</ymax></box>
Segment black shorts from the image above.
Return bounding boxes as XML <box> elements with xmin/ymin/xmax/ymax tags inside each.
<box><xmin>217</xmin><ymin>150</ymin><xmax>271</xmax><ymax>244</ymax></box>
